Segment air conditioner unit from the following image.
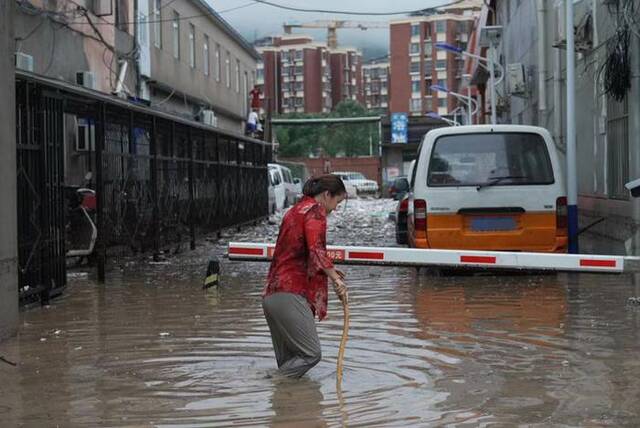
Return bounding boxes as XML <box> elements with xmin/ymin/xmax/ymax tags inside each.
<box><xmin>200</xmin><ymin>110</ymin><xmax>217</xmax><ymax>127</ymax></box>
<box><xmin>553</xmin><ymin>2</ymin><xmax>592</xmax><ymax>52</ymax></box>
<box><xmin>507</xmin><ymin>63</ymin><xmax>526</xmax><ymax>95</ymax></box>
<box><xmin>15</xmin><ymin>53</ymin><xmax>34</xmax><ymax>72</ymax></box>
<box><xmin>76</xmin><ymin>118</ymin><xmax>95</xmax><ymax>152</ymax></box>
<box><xmin>76</xmin><ymin>71</ymin><xmax>96</xmax><ymax>90</ymax></box>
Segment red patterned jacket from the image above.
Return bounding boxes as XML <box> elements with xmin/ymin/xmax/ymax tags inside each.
<box><xmin>263</xmin><ymin>196</ymin><xmax>334</xmax><ymax>320</ymax></box>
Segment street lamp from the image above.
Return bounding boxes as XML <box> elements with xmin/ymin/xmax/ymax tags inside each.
<box><xmin>430</xmin><ymin>84</ymin><xmax>478</xmax><ymax>121</ymax></box>
<box><xmin>426</xmin><ymin>112</ymin><xmax>460</xmax><ymax>127</ymax></box>
<box><xmin>436</xmin><ymin>31</ymin><xmax>504</xmax><ymax>125</ymax></box>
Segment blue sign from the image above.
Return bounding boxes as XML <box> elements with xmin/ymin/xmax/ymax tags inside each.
<box><xmin>391</xmin><ymin>113</ymin><xmax>408</xmax><ymax>144</ymax></box>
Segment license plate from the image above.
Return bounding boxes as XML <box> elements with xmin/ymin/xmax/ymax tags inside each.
<box><xmin>470</xmin><ymin>216</ymin><xmax>517</xmax><ymax>232</ymax></box>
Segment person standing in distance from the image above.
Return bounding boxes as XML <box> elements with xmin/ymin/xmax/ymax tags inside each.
<box><xmin>262</xmin><ymin>174</ymin><xmax>348</xmax><ymax>378</ymax></box>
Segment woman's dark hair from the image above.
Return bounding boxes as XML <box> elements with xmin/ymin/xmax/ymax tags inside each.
<box><xmin>303</xmin><ymin>174</ymin><xmax>347</xmax><ymax>197</ymax></box>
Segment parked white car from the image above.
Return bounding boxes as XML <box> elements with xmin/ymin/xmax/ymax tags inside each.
<box><xmin>333</xmin><ymin>171</ymin><xmax>379</xmax><ymax>197</ymax></box>
<box><xmin>268</xmin><ymin>163</ymin><xmax>299</xmax><ymax>207</ymax></box>
<box><xmin>269</xmin><ymin>168</ymin><xmax>286</xmax><ymax>212</ymax></box>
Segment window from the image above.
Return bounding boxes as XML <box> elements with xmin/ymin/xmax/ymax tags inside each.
<box><xmin>410</xmin><ymin>98</ymin><xmax>422</xmax><ymax>112</ymax></box>
<box><xmin>427</xmin><ymin>133</ymin><xmax>555</xmax><ymax>187</ymax></box>
<box><xmin>424</xmin><ymin>60</ymin><xmax>433</xmax><ymax>75</ymax></box>
<box><xmin>202</xmin><ymin>35</ymin><xmax>209</xmax><ymax>76</ymax></box>
<box><xmin>411</xmin><ymin>81</ymin><xmax>420</xmax><ymax>93</ymax></box>
<box><xmin>425</xmin><ymin>79</ymin><xmax>432</xmax><ymax>94</ymax></box>
<box><xmin>607</xmin><ymin>96</ymin><xmax>629</xmax><ymax>199</ymax></box>
<box><xmin>438</xmin><ymin>98</ymin><xmax>447</xmax><ymax>107</ymax></box>
<box><xmin>153</xmin><ymin>0</ymin><xmax>161</xmax><ymax>48</ymax></box>
<box><xmin>188</xmin><ymin>24</ymin><xmax>196</xmax><ymax>68</ymax></box>
<box><xmin>410</xmin><ymin>43</ymin><xmax>420</xmax><ymax>55</ymax></box>
<box><xmin>215</xmin><ymin>44</ymin><xmax>221</xmax><ymax>81</ymax></box>
<box><xmin>411</xmin><ymin>24</ymin><xmax>420</xmax><ymax>37</ymax></box>
<box><xmin>243</xmin><ymin>71</ymin><xmax>248</xmax><ymax>112</ymax></box>
<box><xmin>225</xmin><ymin>51</ymin><xmax>230</xmax><ymax>87</ymax></box>
<box><xmin>410</xmin><ymin>61</ymin><xmax>420</xmax><ymax>74</ymax></box>
<box><xmin>438</xmin><ymin>79</ymin><xmax>447</xmax><ymax>88</ymax></box>
<box><xmin>436</xmin><ymin>60</ymin><xmax>447</xmax><ymax>69</ymax></box>
<box><xmin>294</xmin><ymin>49</ymin><xmax>303</xmax><ymax>60</ymax></box>
<box><xmin>294</xmin><ymin>65</ymin><xmax>303</xmax><ymax>75</ymax></box>
<box><xmin>424</xmin><ymin>41</ymin><xmax>432</xmax><ymax>57</ymax></box>
<box><xmin>436</xmin><ymin>20</ymin><xmax>446</xmax><ymax>33</ymax></box>
<box><xmin>172</xmin><ymin>11</ymin><xmax>180</xmax><ymax>59</ymax></box>
<box><xmin>236</xmin><ymin>59</ymin><xmax>240</xmax><ymax>92</ymax></box>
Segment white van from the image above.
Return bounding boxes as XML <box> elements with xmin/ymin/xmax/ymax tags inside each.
<box><xmin>268</xmin><ymin>163</ymin><xmax>299</xmax><ymax>207</ymax></box>
<box><xmin>407</xmin><ymin>125</ymin><xmax>568</xmax><ymax>253</ymax></box>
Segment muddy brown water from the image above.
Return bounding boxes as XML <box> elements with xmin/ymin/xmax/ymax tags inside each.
<box><xmin>2</xmin><ymin>200</ymin><xmax>640</xmax><ymax>426</ymax></box>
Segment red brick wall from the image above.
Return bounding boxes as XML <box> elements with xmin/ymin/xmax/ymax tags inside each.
<box><xmin>390</xmin><ymin>23</ymin><xmax>411</xmax><ymax>113</ymax></box>
<box><xmin>261</xmin><ymin>50</ymin><xmax>280</xmax><ymax>114</ymax></box>
<box><xmin>280</xmin><ymin>156</ymin><xmax>382</xmax><ymax>185</ymax></box>
<box><xmin>330</xmin><ymin>52</ymin><xmax>345</xmax><ymax>108</ymax></box>
<box><xmin>304</xmin><ymin>48</ymin><xmax>322</xmax><ymax>113</ymax></box>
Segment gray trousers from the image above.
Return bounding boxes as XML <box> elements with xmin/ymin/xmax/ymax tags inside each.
<box><xmin>262</xmin><ymin>292</ymin><xmax>322</xmax><ymax>378</ymax></box>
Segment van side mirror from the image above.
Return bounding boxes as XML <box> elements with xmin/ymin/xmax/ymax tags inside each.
<box><xmin>625</xmin><ymin>178</ymin><xmax>640</xmax><ymax>198</ymax></box>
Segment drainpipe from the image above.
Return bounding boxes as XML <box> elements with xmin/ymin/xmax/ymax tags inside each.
<box><xmin>133</xmin><ymin>0</ymin><xmax>141</xmax><ymax>98</ymax></box>
<box><xmin>536</xmin><ymin>0</ymin><xmax>547</xmax><ymax>117</ymax></box>
<box><xmin>553</xmin><ymin>48</ymin><xmax>562</xmax><ymax>151</ymax></box>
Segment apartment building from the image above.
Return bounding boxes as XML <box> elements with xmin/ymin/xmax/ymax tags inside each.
<box><xmin>256</xmin><ymin>35</ymin><xmax>365</xmax><ymax>114</ymax></box>
<box><xmin>144</xmin><ymin>0</ymin><xmax>260</xmax><ymax>133</ymax></box>
<box><xmin>329</xmin><ymin>48</ymin><xmax>364</xmax><ymax>108</ymax></box>
<box><xmin>363</xmin><ymin>57</ymin><xmax>390</xmax><ymax>115</ymax></box>
<box><xmin>389</xmin><ymin>4</ymin><xmax>480</xmax><ymax>117</ymax></box>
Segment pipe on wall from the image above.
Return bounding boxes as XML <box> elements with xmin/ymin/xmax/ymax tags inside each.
<box><xmin>536</xmin><ymin>0</ymin><xmax>547</xmax><ymax>114</ymax></box>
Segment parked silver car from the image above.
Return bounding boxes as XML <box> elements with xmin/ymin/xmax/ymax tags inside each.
<box><xmin>333</xmin><ymin>171</ymin><xmax>379</xmax><ymax>197</ymax></box>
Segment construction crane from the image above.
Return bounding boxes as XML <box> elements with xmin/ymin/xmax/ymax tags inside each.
<box><xmin>283</xmin><ymin>20</ymin><xmax>387</xmax><ymax>49</ymax></box>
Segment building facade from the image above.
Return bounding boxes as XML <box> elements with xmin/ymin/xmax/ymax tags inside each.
<box><xmin>363</xmin><ymin>57</ymin><xmax>390</xmax><ymax>115</ymax></box>
<box><xmin>256</xmin><ymin>35</ymin><xmax>365</xmax><ymax>115</ymax></box>
<box><xmin>144</xmin><ymin>0</ymin><xmax>260</xmax><ymax>133</ymax></box>
<box><xmin>471</xmin><ymin>0</ymin><xmax>640</xmax><ymax>254</ymax></box>
<box><xmin>14</xmin><ymin>0</ymin><xmax>137</xmax><ymax>95</ymax></box>
<box><xmin>389</xmin><ymin>5</ymin><xmax>480</xmax><ymax>117</ymax></box>
<box><xmin>329</xmin><ymin>48</ymin><xmax>364</xmax><ymax>108</ymax></box>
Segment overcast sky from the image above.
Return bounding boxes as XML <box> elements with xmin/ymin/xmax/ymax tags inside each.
<box><xmin>209</xmin><ymin>0</ymin><xmax>457</xmax><ymax>58</ymax></box>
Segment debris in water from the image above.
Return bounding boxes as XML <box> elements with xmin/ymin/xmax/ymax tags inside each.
<box><xmin>159</xmin><ymin>332</ymin><xmax>171</xmax><ymax>337</ymax></box>
<box><xmin>628</xmin><ymin>297</ymin><xmax>640</xmax><ymax>305</ymax></box>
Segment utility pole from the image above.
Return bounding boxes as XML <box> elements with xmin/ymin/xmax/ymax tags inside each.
<box><xmin>0</xmin><ymin>0</ymin><xmax>18</xmax><ymax>340</ymax></box>
<box><xmin>566</xmin><ymin>0</ymin><xmax>579</xmax><ymax>253</ymax></box>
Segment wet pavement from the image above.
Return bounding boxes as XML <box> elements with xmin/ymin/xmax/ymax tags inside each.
<box><xmin>2</xmin><ymin>198</ymin><xmax>640</xmax><ymax>426</ymax></box>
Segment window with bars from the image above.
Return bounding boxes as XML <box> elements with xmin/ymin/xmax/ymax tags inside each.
<box><xmin>189</xmin><ymin>24</ymin><xmax>196</xmax><ymax>68</ymax></box>
<box><xmin>607</xmin><ymin>96</ymin><xmax>629</xmax><ymax>200</ymax></box>
<box><xmin>215</xmin><ymin>44</ymin><xmax>221</xmax><ymax>82</ymax></box>
<box><xmin>172</xmin><ymin>11</ymin><xmax>180</xmax><ymax>59</ymax></box>
<box><xmin>153</xmin><ymin>0</ymin><xmax>161</xmax><ymax>48</ymax></box>
<box><xmin>410</xmin><ymin>98</ymin><xmax>422</xmax><ymax>112</ymax></box>
<box><xmin>203</xmin><ymin>35</ymin><xmax>209</xmax><ymax>76</ymax></box>
<box><xmin>410</xmin><ymin>43</ymin><xmax>420</xmax><ymax>54</ymax></box>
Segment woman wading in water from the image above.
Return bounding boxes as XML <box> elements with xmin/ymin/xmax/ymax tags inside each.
<box><xmin>262</xmin><ymin>174</ymin><xmax>349</xmax><ymax>378</ymax></box>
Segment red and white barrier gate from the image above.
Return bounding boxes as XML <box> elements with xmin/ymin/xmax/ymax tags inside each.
<box><xmin>228</xmin><ymin>242</ymin><xmax>640</xmax><ymax>274</ymax></box>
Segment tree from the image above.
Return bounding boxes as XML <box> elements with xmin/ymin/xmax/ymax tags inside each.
<box><xmin>275</xmin><ymin>100</ymin><xmax>379</xmax><ymax>158</ymax></box>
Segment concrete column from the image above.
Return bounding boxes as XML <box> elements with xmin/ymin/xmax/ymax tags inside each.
<box><xmin>0</xmin><ymin>0</ymin><xmax>18</xmax><ymax>341</ymax></box>
<box><xmin>628</xmin><ymin>29</ymin><xmax>640</xmax><ymax>255</ymax></box>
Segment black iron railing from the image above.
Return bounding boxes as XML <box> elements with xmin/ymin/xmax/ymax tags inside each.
<box><xmin>16</xmin><ymin>73</ymin><xmax>271</xmax><ymax>302</ymax></box>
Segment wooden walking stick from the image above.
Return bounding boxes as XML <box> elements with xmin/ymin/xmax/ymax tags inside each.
<box><xmin>336</xmin><ymin>296</ymin><xmax>349</xmax><ymax>387</ymax></box>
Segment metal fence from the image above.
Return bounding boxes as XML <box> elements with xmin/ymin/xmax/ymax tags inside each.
<box><xmin>16</xmin><ymin>73</ymin><xmax>271</xmax><ymax>302</ymax></box>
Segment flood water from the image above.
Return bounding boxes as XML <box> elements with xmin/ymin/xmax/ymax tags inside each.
<box><xmin>2</xmin><ymin>199</ymin><xmax>640</xmax><ymax>426</ymax></box>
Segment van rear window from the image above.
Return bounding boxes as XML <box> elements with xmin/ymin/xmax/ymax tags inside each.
<box><xmin>427</xmin><ymin>133</ymin><xmax>555</xmax><ymax>187</ymax></box>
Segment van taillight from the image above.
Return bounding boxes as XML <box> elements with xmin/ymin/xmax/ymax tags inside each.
<box><xmin>556</xmin><ymin>197</ymin><xmax>567</xmax><ymax>235</ymax></box>
<box><xmin>414</xmin><ymin>199</ymin><xmax>427</xmax><ymax>231</ymax></box>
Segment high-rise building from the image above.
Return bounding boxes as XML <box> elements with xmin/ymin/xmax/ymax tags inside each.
<box><xmin>363</xmin><ymin>56</ymin><xmax>390</xmax><ymax>115</ymax></box>
<box><xmin>256</xmin><ymin>35</ymin><xmax>332</xmax><ymax>114</ymax></box>
<box><xmin>256</xmin><ymin>35</ymin><xmax>364</xmax><ymax>114</ymax></box>
<box><xmin>329</xmin><ymin>48</ymin><xmax>364</xmax><ymax>107</ymax></box>
<box><xmin>389</xmin><ymin>3</ymin><xmax>480</xmax><ymax>117</ymax></box>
